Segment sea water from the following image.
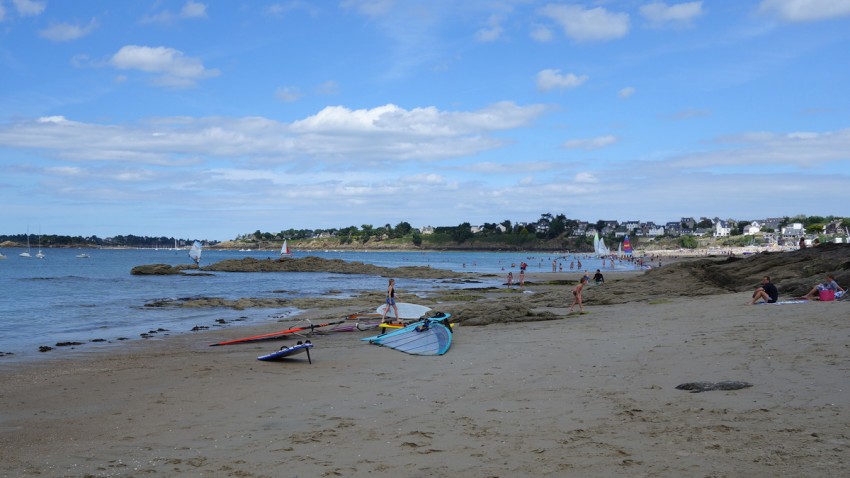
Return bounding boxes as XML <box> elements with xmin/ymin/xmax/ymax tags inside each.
<box><xmin>0</xmin><ymin>248</ymin><xmax>628</xmax><ymax>364</ymax></box>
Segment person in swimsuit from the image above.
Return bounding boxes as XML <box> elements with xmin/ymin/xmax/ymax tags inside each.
<box><xmin>381</xmin><ymin>278</ymin><xmax>400</xmax><ymax>324</ymax></box>
<box><xmin>569</xmin><ymin>277</ymin><xmax>586</xmax><ymax>313</ymax></box>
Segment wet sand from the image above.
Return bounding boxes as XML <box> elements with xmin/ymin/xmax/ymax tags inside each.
<box><xmin>1</xmin><ymin>267</ymin><xmax>848</xmax><ymax>477</ymax></box>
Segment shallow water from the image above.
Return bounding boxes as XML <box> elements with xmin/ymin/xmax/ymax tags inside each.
<box><xmin>0</xmin><ymin>248</ymin><xmax>631</xmax><ymax>363</ymax></box>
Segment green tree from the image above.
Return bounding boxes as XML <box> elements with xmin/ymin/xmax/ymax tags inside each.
<box><xmin>679</xmin><ymin>235</ymin><xmax>699</xmax><ymax>249</ymax></box>
<box><xmin>452</xmin><ymin>222</ymin><xmax>474</xmax><ymax>243</ymax></box>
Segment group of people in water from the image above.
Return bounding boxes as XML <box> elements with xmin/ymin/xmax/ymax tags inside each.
<box><xmin>750</xmin><ymin>274</ymin><xmax>846</xmax><ymax>304</ymax></box>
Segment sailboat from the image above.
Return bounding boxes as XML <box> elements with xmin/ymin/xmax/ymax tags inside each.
<box><xmin>623</xmin><ymin>235</ymin><xmax>633</xmax><ymax>255</ymax></box>
<box><xmin>593</xmin><ymin>232</ymin><xmax>610</xmax><ymax>256</ymax></box>
<box><xmin>280</xmin><ymin>240</ymin><xmax>292</xmax><ymax>257</ymax></box>
<box><xmin>189</xmin><ymin>241</ymin><xmax>202</xmax><ymax>267</ymax></box>
<box><xmin>35</xmin><ymin>228</ymin><xmax>45</xmax><ymax>259</ymax></box>
<box><xmin>20</xmin><ymin>226</ymin><xmax>32</xmax><ymax>257</ymax></box>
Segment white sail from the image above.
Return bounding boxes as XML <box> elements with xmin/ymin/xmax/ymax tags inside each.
<box><xmin>593</xmin><ymin>232</ymin><xmax>609</xmax><ymax>256</ymax></box>
<box><xmin>189</xmin><ymin>241</ymin><xmax>202</xmax><ymax>265</ymax></box>
<box><xmin>20</xmin><ymin>226</ymin><xmax>32</xmax><ymax>257</ymax></box>
<box><xmin>280</xmin><ymin>240</ymin><xmax>291</xmax><ymax>256</ymax></box>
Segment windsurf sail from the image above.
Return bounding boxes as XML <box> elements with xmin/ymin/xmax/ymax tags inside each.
<box><xmin>189</xmin><ymin>240</ymin><xmax>202</xmax><ymax>265</ymax></box>
<box><xmin>623</xmin><ymin>235</ymin><xmax>633</xmax><ymax>255</ymax></box>
<box><xmin>280</xmin><ymin>240</ymin><xmax>291</xmax><ymax>256</ymax></box>
<box><xmin>210</xmin><ymin>318</ymin><xmax>347</xmax><ymax>346</ymax></box>
<box><xmin>361</xmin><ymin>314</ymin><xmax>453</xmax><ymax>356</ymax></box>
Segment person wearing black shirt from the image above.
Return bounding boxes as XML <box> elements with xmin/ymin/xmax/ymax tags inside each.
<box><xmin>750</xmin><ymin>276</ymin><xmax>779</xmax><ymax>304</ymax></box>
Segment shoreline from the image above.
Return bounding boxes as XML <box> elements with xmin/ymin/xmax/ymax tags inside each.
<box><xmin>2</xmin><ymin>283</ymin><xmax>847</xmax><ymax>477</ymax></box>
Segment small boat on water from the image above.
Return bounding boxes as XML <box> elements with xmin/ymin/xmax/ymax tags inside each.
<box><xmin>76</xmin><ymin>253</ymin><xmax>90</xmax><ymax>258</ymax></box>
<box><xmin>280</xmin><ymin>240</ymin><xmax>292</xmax><ymax>257</ymax></box>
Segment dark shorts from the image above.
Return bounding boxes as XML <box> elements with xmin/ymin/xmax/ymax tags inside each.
<box><xmin>386</xmin><ymin>297</ymin><xmax>395</xmax><ymax>305</ymax></box>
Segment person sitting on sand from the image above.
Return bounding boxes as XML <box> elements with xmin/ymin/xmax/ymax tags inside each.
<box><xmin>593</xmin><ymin>269</ymin><xmax>604</xmax><ymax>285</ymax></box>
<box><xmin>569</xmin><ymin>277</ymin><xmax>586</xmax><ymax>313</ymax></box>
<box><xmin>799</xmin><ymin>274</ymin><xmax>845</xmax><ymax>301</ymax></box>
<box><xmin>749</xmin><ymin>276</ymin><xmax>779</xmax><ymax>305</ymax></box>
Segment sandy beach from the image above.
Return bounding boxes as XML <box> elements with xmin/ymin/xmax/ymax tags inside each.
<box><xmin>2</xmin><ymin>257</ymin><xmax>849</xmax><ymax>477</ymax></box>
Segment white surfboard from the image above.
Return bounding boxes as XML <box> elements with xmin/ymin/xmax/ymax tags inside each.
<box><xmin>375</xmin><ymin>302</ymin><xmax>432</xmax><ymax>319</ymax></box>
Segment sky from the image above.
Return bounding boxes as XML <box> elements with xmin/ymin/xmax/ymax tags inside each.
<box><xmin>1</xmin><ymin>0</ymin><xmax>849</xmax><ymax>241</ymax></box>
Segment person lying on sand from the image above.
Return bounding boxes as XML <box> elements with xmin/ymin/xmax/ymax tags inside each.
<box><xmin>749</xmin><ymin>276</ymin><xmax>779</xmax><ymax>305</ymax></box>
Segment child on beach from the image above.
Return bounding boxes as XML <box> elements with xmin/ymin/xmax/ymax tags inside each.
<box><xmin>507</xmin><ymin>271</ymin><xmax>513</xmax><ymax>287</ymax></box>
<box><xmin>381</xmin><ymin>279</ymin><xmax>400</xmax><ymax>324</ymax></box>
<box><xmin>569</xmin><ymin>277</ymin><xmax>586</xmax><ymax>313</ymax></box>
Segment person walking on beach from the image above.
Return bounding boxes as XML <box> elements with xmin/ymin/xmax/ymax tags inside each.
<box><xmin>569</xmin><ymin>277</ymin><xmax>586</xmax><ymax>313</ymax></box>
<box><xmin>749</xmin><ymin>276</ymin><xmax>779</xmax><ymax>305</ymax></box>
<box><xmin>381</xmin><ymin>278</ymin><xmax>400</xmax><ymax>324</ymax></box>
<box><xmin>519</xmin><ymin>268</ymin><xmax>525</xmax><ymax>288</ymax></box>
<box><xmin>507</xmin><ymin>271</ymin><xmax>513</xmax><ymax>287</ymax></box>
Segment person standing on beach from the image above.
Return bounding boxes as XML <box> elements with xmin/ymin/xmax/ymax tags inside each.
<box><xmin>593</xmin><ymin>269</ymin><xmax>604</xmax><ymax>285</ymax></box>
<box><xmin>381</xmin><ymin>278</ymin><xmax>400</xmax><ymax>324</ymax></box>
<box><xmin>519</xmin><ymin>268</ymin><xmax>525</xmax><ymax>288</ymax></box>
<box><xmin>507</xmin><ymin>271</ymin><xmax>513</xmax><ymax>287</ymax></box>
<box><xmin>569</xmin><ymin>277</ymin><xmax>586</xmax><ymax>313</ymax></box>
<box><xmin>749</xmin><ymin>276</ymin><xmax>779</xmax><ymax>305</ymax></box>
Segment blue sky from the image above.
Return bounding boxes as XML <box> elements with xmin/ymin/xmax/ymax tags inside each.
<box><xmin>1</xmin><ymin>0</ymin><xmax>849</xmax><ymax>241</ymax></box>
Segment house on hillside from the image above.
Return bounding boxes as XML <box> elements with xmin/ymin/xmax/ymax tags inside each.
<box><xmin>781</xmin><ymin>223</ymin><xmax>804</xmax><ymax>238</ymax></box>
<box><xmin>714</xmin><ymin>219</ymin><xmax>732</xmax><ymax>237</ymax></box>
<box><xmin>419</xmin><ymin>226</ymin><xmax>435</xmax><ymax>235</ymax></box>
<box><xmin>666</xmin><ymin>222</ymin><xmax>683</xmax><ymax>236</ymax></box>
<box><xmin>742</xmin><ymin>221</ymin><xmax>761</xmax><ymax>235</ymax></box>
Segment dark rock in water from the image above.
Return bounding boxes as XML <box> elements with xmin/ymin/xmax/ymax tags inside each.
<box><xmin>0</xmin><ymin>351</ymin><xmax>14</xmax><ymax>357</ymax></box>
<box><xmin>39</xmin><ymin>346</ymin><xmax>54</xmax><ymax>352</ymax></box>
<box><xmin>131</xmin><ymin>263</ymin><xmax>186</xmax><ymax>275</ymax></box>
<box><xmin>56</xmin><ymin>341</ymin><xmax>84</xmax><ymax>347</ymax></box>
<box><xmin>676</xmin><ymin>381</ymin><xmax>753</xmax><ymax>393</ymax></box>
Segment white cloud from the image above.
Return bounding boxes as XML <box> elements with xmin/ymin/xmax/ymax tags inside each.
<box><xmin>0</xmin><ymin>102</ymin><xmax>548</xmax><ymax>166</ymax></box>
<box><xmin>39</xmin><ymin>19</ymin><xmax>99</xmax><ymax>42</ymax></box>
<box><xmin>315</xmin><ymin>80</ymin><xmax>340</xmax><ymax>95</ymax></box>
<box><xmin>670</xmin><ymin>128</ymin><xmax>850</xmax><ymax>168</ymax></box>
<box><xmin>181</xmin><ymin>0</ymin><xmax>208</xmax><ymax>19</ymax></box>
<box><xmin>340</xmin><ymin>0</ymin><xmax>395</xmax><ymax>17</ymax></box>
<box><xmin>640</xmin><ymin>1</ymin><xmax>704</xmax><ymax>27</ymax></box>
<box><xmin>475</xmin><ymin>14</ymin><xmax>504</xmax><ymax>42</ymax></box>
<box><xmin>0</xmin><ymin>3</ymin><xmax>6</xmax><ymax>22</ymax></box>
<box><xmin>575</xmin><ymin>172</ymin><xmax>599</xmax><ymax>183</ymax></box>
<box><xmin>759</xmin><ymin>0</ymin><xmax>850</xmax><ymax>22</ymax></box>
<box><xmin>12</xmin><ymin>0</ymin><xmax>45</xmax><ymax>17</ymax></box>
<box><xmin>109</xmin><ymin>45</ymin><xmax>220</xmax><ymax>88</ymax></box>
<box><xmin>619</xmin><ymin>86</ymin><xmax>636</xmax><ymax>98</ymax></box>
<box><xmin>530</xmin><ymin>24</ymin><xmax>554</xmax><ymax>42</ymax></box>
<box><xmin>536</xmin><ymin>69</ymin><xmax>588</xmax><ymax>92</ymax></box>
<box><xmin>563</xmin><ymin>135</ymin><xmax>618</xmax><ymax>150</ymax></box>
<box><xmin>539</xmin><ymin>4</ymin><xmax>629</xmax><ymax>42</ymax></box>
<box><xmin>275</xmin><ymin>86</ymin><xmax>303</xmax><ymax>102</ymax></box>
<box><xmin>143</xmin><ymin>0</ymin><xmax>208</xmax><ymax>24</ymax></box>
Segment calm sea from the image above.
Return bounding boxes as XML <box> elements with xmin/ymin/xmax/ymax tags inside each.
<box><xmin>0</xmin><ymin>248</ymin><xmax>624</xmax><ymax>364</ymax></box>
